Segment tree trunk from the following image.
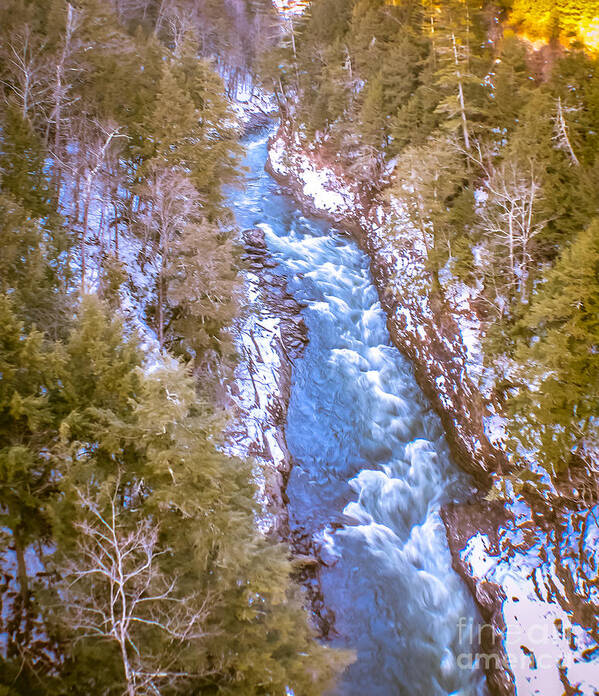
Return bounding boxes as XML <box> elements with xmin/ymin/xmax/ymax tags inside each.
<box><xmin>289</xmin><ymin>17</ymin><xmax>300</xmax><ymax>93</ymax></box>
<box><xmin>452</xmin><ymin>32</ymin><xmax>470</xmax><ymax>151</ymax></box>
<box><xmin>14</xmin><ymin>530</ymin><xmax>29</xmax><ymax>608</ymax></box>
<box><xmin>113</xmin><ymin>200</ymin><xmax>120</xmax><ymax>259</ymax></box>
<box><xmin>158</xmin><ymin>256</ymin><xmax>165</xmax><ymax>349</ymax></box>
<box><xmin>508</xmin><ymin>210</ymin><xmax>515</xmax><ymax>278</ymax></box>
<box><xmin>81</xmin><ymin>174</ymin><xmax>93</xmax><ymax>293</ymax></box>
<box><xmin>119</xmin><ymin>635</ymin><xmax>136</xmax><ymax>696</ymax></box>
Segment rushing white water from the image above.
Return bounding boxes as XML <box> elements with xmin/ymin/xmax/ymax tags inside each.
<box><xmin>229</xmin><ymin>131</ymin><xmax>487</xmax><ymax>696</ymax></box>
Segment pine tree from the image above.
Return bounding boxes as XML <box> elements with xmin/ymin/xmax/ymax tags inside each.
<box><xmin>390</xmin><ymin>137</ymin><xmax>465</xmax><ymax>282</ymax></box>
<box><xmin>549</xmin><ymin>48</ymin><xmax>599</xmax><ymax>168</ymax></box>
<box><xmin>166</xmin><ymin>220</ymin><xmax>240</xmax><ymax>372</ymax></box>
<box><xmin>354</xmin><ymin>71</ymin><xmax>386</xmax><ymax>179</ymax></box>
<box><xmin>381</xmin><ymin>33</ymin><xmax>426</xmax><ymax>130</ymax></box>
<box><xmin>390</xmin><ymin>52</ymin><xmax>441</xmax><ymax>153</ymax></box>
<box><xmin>0</xmin><ymin>108</ymin><xmax>54</xmax><ymax>218</ymax></box>
<box><xmin>432</xmin><ymin>0</ymin><xmax>487</xmax><ymax>150</ymax></box>
<box><xmin>508</xmin><ymin>90</ymin><xmax>598</xmax><ymax>256</ymax></box>
<box><xmin>349</xmin><ymin>0</ymin><xmax>390</xmax><ymax>80</ymax></box>
<box><xmin>74</xmin><ymin>0</ymin><xmax>139</xmax><ymax>122</ymax></box>
<box><xmin>507</xmin><ymin>219</ymin><xmax>599</xmax><ymax>473</ymax></box>
<box><xmin>484</xmin><ymin>33</ymin><xmax>531</xmax><ymax>135</ymax></box>
<box><xmin>144</xmin><ymin>44</ymin><xmax>240</xmax><ymax>215</ymax></box>
<box><xmin>0</xmin><ymin>297</ymin><xmax>62</xmax><ymax>614</ymax></box>
<box><xmin>0</xmin><ymin>193</ymin><xmax>70</xmax><ymax>331</ymax></box>
<box><xmin>176</xmin><ymin>37</ymin><xmax>242</xmax><ymax>207</ymax></box>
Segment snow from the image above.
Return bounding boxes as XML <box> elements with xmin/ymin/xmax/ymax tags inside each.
<box><xmin>225</xmin><ymin>270</ymin><xmax>291</xmax><ymax>534</ymax></box>
<box><xmin>463</xmin><ymin>527</ymin><xmax>599</xmax><ymax>696</ymax></box>
<box><xmin>300</xmin><ymin>168</ymin><xmax>354</xmax><ymax>214</ymax></box>
<box><xmin>272</xmin><ymin>0</ymin><xmax>310</xmax><ymax>16</ymax></box>
<box><xmin>269</xmin><ymin>132</ymin><xmax>358</xmax><ymax>217</ymax></box>
<box><xmin>484</xmin><ymin>411</ymin><xmax>508</xmax><ymax>448</ymax></box>
<box><xmin>229</xmin><ymin>83</ymin><xmax>277</xmax><ymax>129</ymax></box>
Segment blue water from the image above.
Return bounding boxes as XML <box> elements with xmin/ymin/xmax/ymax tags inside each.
<box><xmin>229</xmin><ymin>131</ymin><xmax>486</xmax><ymax>696</ymax></box>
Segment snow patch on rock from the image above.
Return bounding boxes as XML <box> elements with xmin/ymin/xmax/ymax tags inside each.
<box><xmin>269</xmin><ymin>133</ymin><xmax>358</xmax><ymax>217</ymax></box>
<box><xmin>462</xmin><ymin>509</ymin><xmax>599</xmax><ymax>696</ymax></box>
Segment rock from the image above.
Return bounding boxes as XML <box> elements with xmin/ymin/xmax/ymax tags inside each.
<box><xmin>270</xmin><ymin>275</ymin><xmax>286</xmax><ymax>289</ymax></box>
<box><xmin>291</xmin><ymin>554</ymin><xmax>320</xmax><ymax>570</ymax></box>
<box><xmin>243</xmin><ymin>227</ymin><xmax>266</xmax><ymax>249</ymax></box>
<box><xmin>241</xmin><ymin>111</ymin><xmax>272</xmax><ymax>134</ymax></box>
<box><xmin>318</xmin><ymin>544</ymin><xmax>339</xmax><ymax>567</ymax></box>
<box><xmin>442</xmin><ymin>501</ymin><xmax>515</xmax><ymax>696</ymax></box>
<box><xmin>281</xmin><ymin>298</ymin><xmax>300</xmax><ymax>312</ymax></box>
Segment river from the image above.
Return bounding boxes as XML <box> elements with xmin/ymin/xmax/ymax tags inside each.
<box><xmin>229</xmin><ymin>130</ymin><xmax>487</xmax><ymax>696</ymax></box>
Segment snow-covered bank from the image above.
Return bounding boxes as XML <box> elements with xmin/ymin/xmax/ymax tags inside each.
<box><xmin>225</xmin><ymin>226</ymin><xmax>308</xmax><ymax>536</ymax></box>
<box><xmin>230</xmin><ymin>84</ymin><xmax>278</xmax><ymax>134</ymax></box>
<box><xmin>444</xmin><ymin>495</ymin><xmax>599</xmax><ymax>696</ymax></box>
<box><xmin>266</xmin><ymin>123</ymin><xmax>599</xmax><ymax>696</ymax></box>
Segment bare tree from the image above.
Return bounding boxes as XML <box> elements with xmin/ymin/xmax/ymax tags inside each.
<box><xmin>154</xmin><ymin>0</ymin><xmax>175</xmax><ymax>36</ymax></box>
<box><xmin>47</xmin><ymin>3</ymin><xmax>82</xmax><ymax>187</ymax></box>
<box><xmin>162</xmin><ymin>3</ymin><xmax>196</xmax><ymax>54</ymax></box>
<box><xmin>450</xmin><ymin>28</ymin><xmax>470</xmax><ymax>151</ymax></box>
<box><xmin>74</xmin><ymin>122</ymin><xmax>126</xmax><ymax>292</ymax></box>
<box><xmin>59</xmin><ymin>477</ymin><xmax>216</xmax><ymax>696</ymax></box>
<box><xmin>478</xmin><ymin>158</ymin><xmax>547</xmax><ymax>304</ymax></box>
<box><xmin>138</xmin><ymin>168</ymin><xmax>201</xmax><ymax>348</ymax></box>
<box><xmin>451</xmin><ymin>138</ymin><xmax>550</xmax><ymax>307</ymax></box>
<box><xmin>553</xmin><ymin>97</ymin><xmax>580</xmax><ymax>167</ymax></box>
<box><xmin>0</xmin><ymin>23</ymin><xmax>48</xmax><ymax>122</ymax></box>
<box><xmin>109</xmin><ymin>0</ymin><xmax>155</xmax><ymax>24</ymax></box>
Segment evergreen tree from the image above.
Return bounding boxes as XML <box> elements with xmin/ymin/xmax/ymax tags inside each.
<box><xmin>47</xmin><ymin>298</ymin><xmax>347</xmax><ymax>695</ymax></box>
<box><xmin>176</xmin><ymin>36</ymin><xmax>242</xmax><ymax>206</ymax></box>
<box><xmin>144</xmin><ymin>42</ymin><xmax>240</xmax><ymax>215</ymax></box>
<box><xmin>390</xmin><ymin>138</ymin><xmax>465</xmax><ymax>282</ymax></box>
<box><xmin>390</xmin><ymin>54</ymin><xmax>441</xmax><ymax>152</ymax></box>
<box><xmin>484</xmin><ymin>33</ymin><xmax>531</xmax><ymax>135</ymax></box>
<box><xmin>0</xmin><ymin>297</ymin><xmax>62</xmax><ymax>615</ymax></box>
<box><xmin>507</xmin><ymin>91</ymin><xmax>598</xmax><ymax>256</ymax></box>
<box><xmin>167</xmin><ymin>220</ymin><xmax>240</xmax><ymax>372</ymax></box>
<box><xmin>0</xmin><ymin>193</ymin><xmax>70</xmax><ymax>330</ymax></box>
<box><xmin>354</xmin><ymin>71</ymin><xmax>386</xmax><ymax>179</ymax></box>
<box><xmin>433</xmin><ymin>0</ymin><xmax>484</xmax><ymax>149</ymax></box>
<box><xmin>382</xmin><ymin>33</ymin><xmax>426</xmax><ymax>130</ymax></box>
<box><xmin>507</xmin><ymin>220</ymin><xmax>599</xmax><ymax>473</ymax></box>
<box><xmin>0</xmin><ymin>108</ymin><xmax>54</xmax><ymax>218</ymax></box>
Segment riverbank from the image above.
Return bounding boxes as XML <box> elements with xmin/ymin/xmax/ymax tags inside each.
<box><xmin>264</xmin><ymin>122</ymin><xmax>599</xmax><ymax>696</ymax></box>
<box><xmin>226</xmin><ymin>223</ymin><xmax>337</xmax><ymax>637</ymax></box>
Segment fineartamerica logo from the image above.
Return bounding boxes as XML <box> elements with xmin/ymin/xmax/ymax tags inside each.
<box><xmin>456</xmin><ymin>617</ymin><xmax>566</xmax><ymax>672</ymax></box>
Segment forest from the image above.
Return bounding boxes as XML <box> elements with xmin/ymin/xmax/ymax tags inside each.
<box><xmin>1</xmin><ymin>0</ymin><xmax>598</xmax><ymax>694</ymax></box>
